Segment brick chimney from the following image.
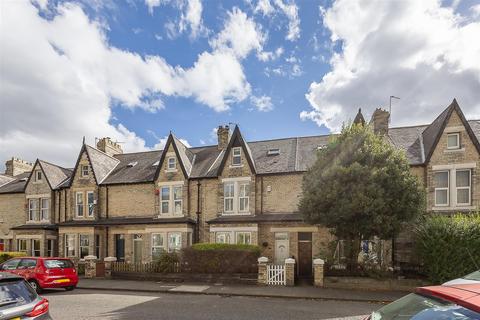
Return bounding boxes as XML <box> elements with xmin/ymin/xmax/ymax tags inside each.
<box><xmin>96</xmin><ymin>137</ymin><xmax>123</xmax><ymax>156</ymax></box>
<box><xmin>370</xmin><ymin>108</ymin><xmax>390</xmax><ymax>135</ymax></box>
<box><xmin>5</xmin><ymin>157</ymin><xmax>33</xmax><ymax>176</ymax></box>
<box><xmin>217</xmin><ymin>125</ymin><xmax>230</xmax><ymax>150</ymax></box>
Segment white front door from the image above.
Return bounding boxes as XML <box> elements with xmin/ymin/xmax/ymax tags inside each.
<box><xmin>274</xmin><ymin>232</ymin><xmax>289</xmax><ymax>264</ymax></box>
<box><xmin>133</xmin><ymin>234</ymin><xmax>143</xmax><ymax>263</ymax></box>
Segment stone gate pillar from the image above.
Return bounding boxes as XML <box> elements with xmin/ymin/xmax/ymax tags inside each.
<box><xmin>285</xmin><ymin>258</ymin><xmax>295</xmax><ymax>286</ymax></box>
<box><xmin>257</xmin><ymin>257</ymin><xmax>268</xmax><ymax>285</ymax></box>
<box><xmin>84</xmin><ymin>255</ymin><xmax>97</xmax><ymax>278</ymax></box>
<box><xmin>104</xmin><ymin>256</ymin><xmax>117</xmax><ymax>279</ymax></box>
<box><xmin>313</xmin><ymin>258</ymin><xmax>325</xmax><ymax>287</ymax></box>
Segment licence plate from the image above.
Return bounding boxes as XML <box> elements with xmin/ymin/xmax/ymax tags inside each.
<box><xmin>10</xmin><ymin>318</ymin><xmax>20</xmax><ymax>320</ymax></box>
<box><xmin>54</xmin><ymin>279</ymin><xmax>70</xmax><ymax>283</ymax></box>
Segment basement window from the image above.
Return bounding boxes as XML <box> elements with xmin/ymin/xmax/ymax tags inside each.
<box><xmin>267</xmin><ymin>148</ymin><xmax>280</xmax><ymax>156</ymax></box>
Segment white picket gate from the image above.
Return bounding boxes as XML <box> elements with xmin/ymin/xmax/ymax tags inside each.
<box><xmin>267</xmin><ymin>264</ymin><xmax>286</xmax><ymax>285</ymax></box>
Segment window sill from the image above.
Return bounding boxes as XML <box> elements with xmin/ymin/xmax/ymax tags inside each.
<box><xmin>432</xmin><ymin>205</ymin><xmax>476</xmax><ymax>211</ymax></box>
<box><xmin>221</xmin><ymin>212</ymin><xmax>251</xmax><ymax>216</ymax></box>
<box><xmin>164</xmin><ymin>169</ymin><xmax>178</xmax><ymax>173</ymax></box>
<box><xmin>444</xmin><ymin>148</ymin><xmax>465</xmax><ymax>153</ymax></box>
<box><xmin>156</xmin><ymin>214</ymin><xmax>184</xmax><ymax>218</ymax></box>
<box><xmin>229</xmin><ymin>164</ymin><xmax>244</xmax><ymax>169</ymax></box>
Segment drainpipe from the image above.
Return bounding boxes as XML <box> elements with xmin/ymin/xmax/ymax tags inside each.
<box><xmin>260</xmin><ymin>176</ymin><xmax>264</xmax><ymax>214</ymax></box>
<box><xmin>64</xmin><ymin>189</ymin><xmax>67</xmax><ymax>222</ymax></box>
<box><xmin>106</xmin><ymin>186</ymin><xmax>109</xmax><ymax>219</ymax></box>
<box><xmin>196</xmin><ymin>181</ymin><xmax>201</xmax><ymax>243</ymax></box>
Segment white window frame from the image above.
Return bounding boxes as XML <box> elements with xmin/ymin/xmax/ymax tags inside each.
<box><xmin>223</xmin><ymin>182</ymin><xmax>235</xmax><ymax>213</ymax></box>
<box><xmin>159</xmin><ymin>185</ymin><xmax>183</xmax><ymax>216</ymax></box>
<box><xmin>167</xmin><ymin>232</ymin><xmax>182</xmax><ymax>253</ymax></box>
<box><xmin>40</xmin><ymin>198</ymin><xmax>49</xmax><ymax>221</ymax></box>
<box><xmin>151</xmin><ymin>233</ymin><xmax>166</xmax><ymax>259</ymax></box>
<box><xmin>232</xmin><ymin>147</ymin><xmax>242</xmax><ymax>166</ymax></box>
<box><xmin>28</xmin><ymin>199</ymin><xmax>38</xmax><ymax>221</ymax></box>
<box><xmin>167</xmin><ymin>157</ymin><xmax>176</xmax><ymax>170</ymax></box>
<box><xmin>47</xmin><ymin>239</ymin><xmax>54</xmax><ymax>257</ymax></box>
<box><xmin>17</xmin><ymin>239</ymin><xmax>27</xmax><ymax>252</ymax></box>
<box><xmin>456</xmin><ymin>169</ymin><xmax>471</xmax><ymax>206</ymax></box>
<box><xmin>235</xmin><ymin>232</ymin><xmax>251</xmax><ymax>245</ymax></box>
<box><xmin>87</xmin><ymin>191</ymin><xmax>95</xmax><ymax>217</ymax></box>
<box><xmin>81</xmin><ymin>165</ymin><xmax>89</xmax><ymax>177</ymax></box>
<box><xmin>65</xmin><ymin>234</ymin><xmax>76</xmax><ymax>257</ymax></box>
<box><xmin>434</xmin><ymin>171</ymin><xmax>449</xmax><ymax>207</ymax></box>
<box><xmin>447</xmin><ymin>133</ymin><xmax>460</xmax><ymax>150</ymax></box>
<box><xmin>238</xmin><ymin>183</ymin><xmax>250</xmax><ymax>213</ymax></box>
<box><xmin>31</xmin><ymin>239</ymin><xmax>41</xmax><ymax>257</ymax></box>
<box><xmin>35</xmin><ymin>171</ymin><xmax>42</xmax><ymax>182</ymax></box>
<box><xmin>215</xmin><ymin>232</ymin><xmax>232</xmax><ymax>244</ymax></box>
<box><xmin>76</xmin><ymin>192</ymin><xmax>84</xmax><ymax>217</ymax></box>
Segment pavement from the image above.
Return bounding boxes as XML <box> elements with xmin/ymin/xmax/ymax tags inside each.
<box><xmin>45</xmin><ymin>288</ymin><xmax>383</xmax><ymax>320</ymax></box>
<box><xmin>76</xmin><ymin>278</ymin><xmax>407</xmax><ymax>303</ymax></box>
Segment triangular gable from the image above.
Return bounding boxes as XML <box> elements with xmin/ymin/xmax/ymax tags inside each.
<box><xmin>422</xmin><ymin>99</ymin><xmax>480</xmax><ymax>163</ymax></box>
<box><xmin>217</xmin><ymin>125</ymin><xmax>256</xmax><ymax>175</ymax></box>
<box><xmin>38</xmin><ymin>160</ymin><xmax>72</xmax><ymax>189</ymax></box>
<box><xmin>154</xmin><ymin>133</ymin><xmax>191</xmax><ymax>180</ymax></box>
<box><xmin>68</xmin><ymin>143</ymin><xmax>119</xmax><ymax>186</ymax></box>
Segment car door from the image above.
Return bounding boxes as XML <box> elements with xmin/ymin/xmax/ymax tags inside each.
<box><xmin>17</xmin><ymin>258</ymin><xmax>38</xmax><ymax>280</ymax></box>
<box><xmin>0</xmin><ymin>258</ymin><xmax>21</xmax><ymax>274</ymax></box>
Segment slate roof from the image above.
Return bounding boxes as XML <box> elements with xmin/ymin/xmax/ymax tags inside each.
<box><xmin>85</xmin><ymin>145</ymin><xmax>120</xmax><ymax>183</ymax></box>
<box><xmin>0</xmin><ymin>172</ymin><xmax>30</xmax><ymax>194</ymax></box>
<box><xmin>101</xmin><ymin>150</ymin><xmax>162</xmax><ymax>185</ymax></box>
<box><xmin>0</xmin><ymin>174</ymin><xmax>14</xmax><ymax>188</ymax></box>
<box><xmin>38</xmin><ymin>160</ymin><xmax>72</xmax><ymax>189</ymax></box>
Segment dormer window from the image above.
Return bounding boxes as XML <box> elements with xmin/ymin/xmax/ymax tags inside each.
<box><xmin>167</xmin><ymin>157</ymin><xmax>176</xmax><ymax>170</ymax></box>
<box><xmin>232</xmin><ymin>147</ymin><xmax>242</xmax><ymax>166</ymax></box>
<box><xmin>447</xmin><ymin>133</ymin><xmax>460</xmax><ymax>149</ymax></box>
<box><xmin>35</xmin><ymin>171</ymin><xmax>42</xmax><ymax>182</ymax></box>
<box><xmin>127</xmin><ymin>161</ymin><xmax>138</xmax><ymax>167</ymax></box>
<box><xmin>152</xmin><ymin>160</ymin><xmax>159</xmax><ymax>167</ymax></box>
<box><xmin>81</xmin><ymin>165</ymin><xmax>89</xmax><ymax>177</ymax></box>
<box><xmin>267</xmin><ymin>148</ymin><xmax>280</xmax><ymax>156</ymax></box>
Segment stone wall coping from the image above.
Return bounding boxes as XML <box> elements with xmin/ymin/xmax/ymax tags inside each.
<box><xmin>258</xmin><ymin>257</ymin><xmax>269</xmax><ymax>263</ymax></box>
<box><xmin>313</xmin><ymin>258</ymin><xmax>325</xmax><ymax>265</ymax></box>
<box><xmin>284</xmin><ymin>258</ymin><xmax>295</xmax><ymax>264</ymax></box>
<box><xmin>104</xmin><ymin>257</ymin><xmax>117</xmax><ymax>262</ymax></box>
<box><xmin>84</xmin><ymin>255</ymin><xmax>97</xmax><ymax>260</ymax></box>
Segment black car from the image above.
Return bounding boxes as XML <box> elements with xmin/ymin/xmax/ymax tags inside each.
<box><xmin>0</xmin><ymin>272</ymin><xmax>51</xmax><ymax>319</ymax></box>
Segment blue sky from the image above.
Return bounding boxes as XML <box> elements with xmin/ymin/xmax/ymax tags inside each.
<box><xmin>1</xmin><ymin>0</ymin><xmax>479</xmax><ymax>169</ymax></box>
<box><xmin>78</xmin><ymin>0</ymin><xmax>333</xmax><ymax>146</ymax></box>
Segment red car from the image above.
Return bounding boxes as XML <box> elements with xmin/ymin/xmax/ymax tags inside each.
<box><xmin>0</xmin><ymin>257</ymin><xmax>78</xmax><ymax>293</ymax></box>
<box><xmin>366</xmin><ymin>283</ymin><xmax>480</xmax><ymax>319</ymax></box>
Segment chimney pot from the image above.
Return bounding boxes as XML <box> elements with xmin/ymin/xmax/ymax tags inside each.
<box><xmin>217</xmin><ymin>125</ymin><xmax>230</xmax><ymax>150</ymax></box>
<box><xmin>96</xmin><ymin>137</ymin><xmax>123</xmax><ymax>156</ymax></box>
<box><xmin>5</xmin><ymin>157</ymin><xmax>33</xmax><ymax>176</ymax></box>
<box><xmin>370</xmin><ymin>108</ymin><xmax>390</xmax><ymax>135</ymax></box>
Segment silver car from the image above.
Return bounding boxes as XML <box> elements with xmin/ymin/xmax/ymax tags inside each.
<box><xmin>443</xmin><ymin>269</ymin><xmax>480</xmax><ymax>286</ymax></box>
<box><xmin>0</xmin><ymin>272</ymin><xmax>51</xmax><ymax>319</ymax></box>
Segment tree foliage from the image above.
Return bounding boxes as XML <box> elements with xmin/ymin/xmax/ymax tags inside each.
<box><xmin>299</xmin><ymin>124</ymin><xmax>425</xmax><ymax>243</ymax></box>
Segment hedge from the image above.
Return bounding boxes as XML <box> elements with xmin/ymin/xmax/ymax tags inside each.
<box><xmin>0</xmin><ymin>252</ymin><xmax>27</xmax><ymax>263</ymax></box>
<box><xmin>182</xmin><ymin>243</ymin><xmax>260</xmax><ymax>273</ymax></box>
<box><xmin>414</xmin><ymin>213</ymin><xmax>480</xmax><ymax>283</ymax></box>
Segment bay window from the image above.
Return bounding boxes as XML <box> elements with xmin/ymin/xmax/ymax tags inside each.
<box><xmin>215</xmin><ymin>232</ymin><xmax>231</xmax><ymax>244</ymax></box>
<box><xmin>31</xmin><ymin>239</ymin><xmax>40</xmax><ymax>257</ymax></box>
<box><xmin>151</xmin><ymin>234</ymin><xmax>165</xmax><ymax>260</ymax></box>
<box><xmin>168</xmin><ymin>233</ymin><xmax>182</xmax><ymax>252</ymax></box>
<box><xmin>236</xmin><ymin>232</ymin><xmax>251</xmax><ymax>245</ymax></box>
<box><xmin>79</xmin><ymin>235</ymin><xmax>89</xmax><ymax>258</ymax></box>
<box><xmin>456</xmin><ymin>170</ymin><xmax>471</xmax><ymax>205</ymax></box>
<box><xmin>17</xmin><ymin>239</ymin><xmax>27</xmax><ymax>252</ymax></box>
<box><xmin>65</xmin><ymin>234</ymin><xmax>76</xmax><ymax>257</ymax></box>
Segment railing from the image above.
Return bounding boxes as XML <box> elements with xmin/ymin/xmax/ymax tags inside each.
<box><xmin>266</xmin><ymin>264</ymin><xmax>285</xmax><ymax>285</ymax></box>
<box><xmin>112</xmin><ymin>261</ymin><xmax>181</xmax><ymax>273</ymax></box>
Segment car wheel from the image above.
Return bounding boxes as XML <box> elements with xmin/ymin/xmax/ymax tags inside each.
<box><xmin>65</xmin><ymin>286</ymin><xmax>75</xmax><ymax>291</ymax></box>
<box><xmin>28</xmin><ymin>280</ymin><xmax>42</xmax><ymax>293</ymax></box>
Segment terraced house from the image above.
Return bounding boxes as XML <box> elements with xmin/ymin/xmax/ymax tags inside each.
<box><xmin>0</xmin><ymin>99</ymin><xmax>478</xmax><ymax>276</ymax></box>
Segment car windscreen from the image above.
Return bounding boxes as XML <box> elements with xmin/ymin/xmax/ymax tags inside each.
<box><xmin>44</xmin><ymin>259</ymin><xmax>74</xmax><ymax>269</ymax></box>
<box><xmin>464</xmin><ymin>270</ymin><xmax>480</xmax><ymax>281</ymax></box>
<box><xmin>0</xmin><ymin>279</ymin><xmax>37</xmax><ymax>310</ymax></box>
<box><xmin>370</xmin><ymin>293</ymin><xmax>480</xmax><ymax>320</ymax></box>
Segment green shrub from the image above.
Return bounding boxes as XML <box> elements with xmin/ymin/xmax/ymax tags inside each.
<box><xmin>182</xmin><ymin>243</ymin><xmax>260</xmax><ymax>273</ymax></box>
<box><xmin>191</xmin><ymin>243</ymin><xmax>261</xmax><ymax>254</ymax></box>
<box><xmin>154</xmin><ymin>252</ymin><xmax>179</xmax><ymax>273</ymax></box>
<box><xmin>0</xmin><ymin>252</ymin><xmax>26</xmax><ymax>263</ymax></box>
<box><xmin>415</xmin><ymin>213</ymin><xmax>480</xmax><ymax>283</ymax></box>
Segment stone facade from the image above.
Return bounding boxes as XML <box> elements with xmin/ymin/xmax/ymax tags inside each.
<box><xmin>0</xmin><ymin>193</ymin><xmax>25</xmax><ymax>250</ymax></box>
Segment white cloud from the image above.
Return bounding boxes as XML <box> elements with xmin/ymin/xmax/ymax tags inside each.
<box><xmin>254</xmin><ymin>0</ymin><xmax>274</xmax><ymax>16</ymax></box>
<box><xmin>250</xmin><ymin>95</ymin><xmax>274</xmax><ymax>112</ymax></box>
<box><xmin>257</xmin><ymin>47</ymin><xmax>284</xmax><ymax>61</ymax></box>
<box><xmin>210</xmin><ymin>7</ymin><xmax>265</xmax><ymax>59</ymax></box>
<box><xmin>273</xmin><ymin>0</ymin><xmax>300</xmax><ymax>41</ymax></box>
<box><xmin>145</xmin><ymin>0</ymin><xmax>162</xmax><ymax>14</ymax></box>
<box><xmin>0</xmin><ymin>1</ymin><xmax>252</xmax><ymax>169</ymax></box>
<box><xmin>302</xmin><ymin>0</ymin><xmax>480</xmax><ymax>132</ymax></box>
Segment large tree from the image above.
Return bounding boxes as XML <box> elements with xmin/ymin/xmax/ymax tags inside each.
<box><xmin>299</xmin><ymin>123</ymin><xmax>425</xmax><ymax>269</ymax></box>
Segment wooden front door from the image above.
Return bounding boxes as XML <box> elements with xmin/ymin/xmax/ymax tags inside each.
<box><xmin>298</xmin><ymin>232</ymin><xmax>312</xmax><ymax>277</ymax></box>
